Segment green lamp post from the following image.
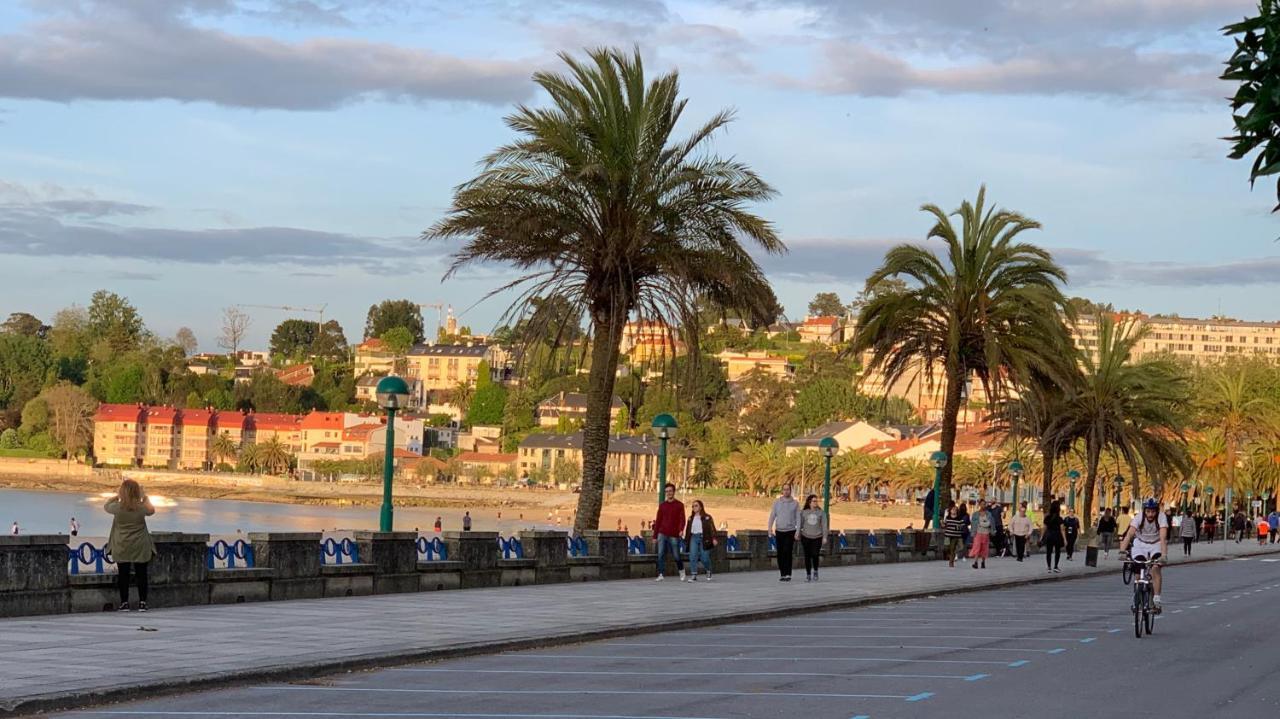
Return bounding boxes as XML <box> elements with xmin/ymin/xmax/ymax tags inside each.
<box><xmin>819</xmin><ymin>437</ymin><xmax>839</xmax><ymax>522</ymax></box>
<box><xmin>929</xmin><ymin>450</ymin><xmax>948</xmax><ymax>529</ymax></box>
<box><xmin>1009</xmin><ymin>460</ymin><xmax>1024</xmax><ymax>507</ymax></box>
<box><xmin>375</xmin><ymin>375</ymin><xmax>410</xmax><ymax>532</ymax></box>
<box><xmin>1067</xmin><ymin>470</ymin><xmax>1080</xmax><ymax>512</ymax></box>
<box><xmin>1113</xmin><ymin>474</ymin><xmax>1125</xmax><ymax>513</ymax></box>
<box><xmin>1180</xmin><ymin>481</ymin><xmax>1191</xmax><ymax>513</ymax></box>
<box><xmin>651</xmin><ymin>413</ymin><xmax>677</xmax><ymax>507</ymax></box>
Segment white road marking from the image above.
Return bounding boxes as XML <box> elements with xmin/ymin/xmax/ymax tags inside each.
<box><xmin>390</xmin><ymin>668</ymin><xmax>987</xmax><ymax>681</ymax></box>
<box><xmin>513</xmin><ymin>653</ymin><xmax>1016</xmax><ymax>665</ymax></box>
<box><xmin>255</xmin><ymin>686</ymin><xmax>917</xmax><ymax>700</ymax></box>
<box><xmin>614</xmin><ymin>641</ymin><xmax>1065</xmax><ymax>654</ymax></box>
<box><xmin>698</xmin><ymin>631</ymin><xmax>1084</xmax><ymax>642</ymax></box>
<box><xmin>65</xmin><ymin>713</ymin><xmax>733</xmax><ymax>719</ymax></box>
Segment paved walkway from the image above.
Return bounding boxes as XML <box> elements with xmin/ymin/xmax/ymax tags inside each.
<box><xmin>2</xmin><ymin>539</ymin><xmax>1275</xmax><ymax>716</ymax></box>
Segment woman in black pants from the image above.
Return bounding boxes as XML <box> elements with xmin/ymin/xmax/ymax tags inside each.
<box><xmin>105</xmin><ymin>478</ymin><xmax>157</xmax><ymax>611</ymax></box>
<box><xmin>798</xmin><ymin>495</ymin><xmax>828</xmax><ymax>582</ymax></box>
<box><xmin>1042</xmin><ymin>501</ymin><xmax>1066</xmax><ymax>573</ymax></box>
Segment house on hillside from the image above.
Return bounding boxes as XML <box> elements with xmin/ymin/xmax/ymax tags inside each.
<box><xmin>517</xmin><ymin>432</ymin><xmax>696</xmax><ymax>490</ymax></box>
<box><xmin>798</xmin><ymin>316</ymin><xmax>844</xmax><ymax>344</ymax></box>
<box><xmin>536</xmin><ymin>391</ymin><xmax>624</xmax><ymax>428</ymax></box>
<box><xmin>784</xmin><ymin>420</ymin><xmax>896</xmax><ymax>455</ymax></box>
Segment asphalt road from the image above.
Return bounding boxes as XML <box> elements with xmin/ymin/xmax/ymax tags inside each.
<box><xmin>54</xmin><ymin>555</ymin><xmax>1280</xmax><ymax>719</ymax></box>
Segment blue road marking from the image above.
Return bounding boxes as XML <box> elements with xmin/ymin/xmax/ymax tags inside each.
<box><xmin>965</xmin><ymin>674</ymin><xmax>990</xmax><ymax>681</ymax></box>
<box><xmin>906</xmin><ymin>693</ymin><xmax>934</xmax><ymax>702</ymax></box>
<box><xmin>1008</xmin><ymin>660</ymin><xmax>1030</xmax><ymax>667</ymax></box>
<box><xmin>1108</xmin><ymin>628</ymin><xmax>1123</xmax><ymax>633</ymax></box>
<box><xmin>1080</xmin><ymin>637</ymin><xmax>1096</xmax><ymax>643</ymax></box>
<box><xmin>1047</xmin><ymin>648</ymin><xmax>1066</xmax><ymax>654</ymax></box>
<box><xmin>849</xmin><ymin>715</ymin><xmax>870</xmax><ymax>719</ymax></box>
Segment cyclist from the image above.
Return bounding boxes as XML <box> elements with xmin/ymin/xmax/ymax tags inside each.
<box><xmin>1120</xmin><ymin>498</ymin><xmax>1168</xmax><ymax>611</ymax></box>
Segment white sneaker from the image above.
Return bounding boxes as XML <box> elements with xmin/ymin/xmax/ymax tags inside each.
<box><xmin>655</xmin><ymin>575</ymin><xmax>664</xmax><ymax>582</ymax></box>
<box><xmin>706</xmin><ymin>574</ymin><xmax>712</xmax><ymax>582</ymax></box>
<box><xmin>679</xmin><ymin>570</ymin><xmax>686</xmax><ymax>582</ymax></box>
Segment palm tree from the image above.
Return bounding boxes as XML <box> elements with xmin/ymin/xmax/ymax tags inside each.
<box><xmin>852</xmin><ymin>187</ymin><xmax>1074</xmax><ymax>510</ymax></box>
<box><xmin>987</xmin><ymin>371</ymin><xmax>1082</xmax><ymax>508</ymax></box>
<box><xmin>1051</xmin><ymin>314</ymin><xmax>1191</xmax><ymax>529</ymax></box>
<box><xmin>211</xmin><ymin>433</ymin><xmax>239</xmax><ymax>468</ymax></box>
<box><xmin>428</xmin><ymin>48</ymin><xmax>783</xmax><ymax>532</ymax></box>
<box><xmin>256</xmin><ymin>437</ymin><xmax>292</xmax><ymax>476</ymax></box>
<box><xmin>1196</xmin><ymin>364</ymin><xmax>1276</xmax><ymax>502</ymax></box>
<box><xmin>238</xmin><ymin>442</ymin><xmax>261</xmax><ymax>473</ymax></box>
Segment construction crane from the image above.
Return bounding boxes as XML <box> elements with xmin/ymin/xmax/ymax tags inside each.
<box><xmin>238</xmin><ymin>303</ymin><xmax>328</xmax><ymax>329</ymax></box>
<box><xmin>417</xmin><ymin>302</ymin><xmax>453</xmax><ymax>341</ymax></box>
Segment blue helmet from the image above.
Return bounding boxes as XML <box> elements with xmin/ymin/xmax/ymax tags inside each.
<box><xmin>1142</xmin><ymin>498</ymin><xmax>1159</xmax><ymax>511</ymax></box>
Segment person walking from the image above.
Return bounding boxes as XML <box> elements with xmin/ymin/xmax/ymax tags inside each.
<box><xmin>654</xmin><ymin>483</ymin><xmax>686</xmax><ymax>581</ymax></box>
<box><xmin>1011</xmin><ymin>503</ymin><xmax>1032</xmax><ymax>562</ymax></box>
<box><xmin>988</xmin><ymin>501</ymin><xmax>1006</xmax><ymax>557</ymax></box>
<box><xmin>462</xmin><ymin>511</ymin><xmax>472</xmax><ymax>532</ymax></box>
<box><xmin>1257</xmin><ymin>515</ymin><xmax>1270</xmax><ymax>546</ymax></box>
<box><xmin>1268</xmin><ymin>509</ymin><xmax>1279</xmax><ymax>544</ymax></box>
<box><xmin>923</xmin><ymin>488</ymin><xmax>936</xmax><ymax>530</ymax></box>
<box><xmin>767</xmin><ymin>484</ymin><xmax>801</xmax><ymax>582</ymax></box>
<box><xmin>1063</xmin><ymin>507</ymin><xmax>1080</xmax><ymax>561</ymax></box>
<box><xmin>1232</xmin><ymin>509</ymin><xmax>1246</xmax><ymax>543</ymax></box>
<box><xmin>105</xmin><ymin>479</ymin><xmax>156</xmax><ymax>612</ymax></box>
<box><xmin>684</xmin><ymin>499</ymin><xmax>716</xmax><ymax>582</ymax></box>
<box><xmin>1042</xmin><ymin>501</ymin><xmax>1066</xmax><ymax>573</ymax></box>
<box><xmin>970</xmin><ymin>500</ymin><xmax>993</xmax><ymax>569</ymax></box>
<box><xmin>1180</xmin><ymin>511</ymin><xmax>1196</xmax><ymax>556</ymax></box>
<box><xmin>433</xmin><ymin>516</ymin><xmax>443</xmax><ymax>533</ymax></box>
<box><xmin>799</xmin><ymin>494</ymin><xmax>828</xmax><ymax>582</ymax></box>
<box><xmin>1097</xmin><ymin>509</ymin><xmax>1118</xmax><ymax>558</ymax></box>
<box><xmin>1203</xmin><ymin>512</ymin><xmax>1216</xmax><ymax>544</ymax></box>
<box><xmin>10</xmin><ymin>521</ymin><xmax>18</xmax><ymax>535</ymax></box>
<box><xmin>943</xmin><ymin>506</ymin><xmax>965</xmax><ymax>568</ymax></box>
<box><xmin>70</xmin><ymin>517</ymin><xmax>80</xmax><ymax>537</ymax></box>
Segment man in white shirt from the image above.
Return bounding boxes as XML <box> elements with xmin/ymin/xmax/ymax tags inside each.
<box><xmin>1121</xmin><ymin>498</ymin><xmax>1169</xmax><ymax>609</ymax></box>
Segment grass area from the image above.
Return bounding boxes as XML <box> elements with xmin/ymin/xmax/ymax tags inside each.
<box><xmin>0</xmin><ymin>449</ymin><xmax>59</xmax><ymax>459</ymax></box>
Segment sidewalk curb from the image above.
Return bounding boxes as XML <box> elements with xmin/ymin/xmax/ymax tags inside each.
<box><xmin>6</xmin><ymin>544</ymin><xmax>1278</xmax><ymax>717</ymax></box>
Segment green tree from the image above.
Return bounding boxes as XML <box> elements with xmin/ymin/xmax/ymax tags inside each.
<box><xmin>380</xmin><ymin>326</ymin><xmax>415</xmax><ymax>356</ymax></box>
<box><xmin>364</xmin><ymin>300</ymin><xmax>425</xmax><ymax>343</ymax></box>
<box><xmin>851</xmin><ymin>186</ymin><xmax>1074</xmax><ymax>509</ymax></box>
<box><xmin>612</xmin><ymin>404</ymin><xmax>631</xmax><ymax>433</ymax></box>
<box><xmin>97</xmin><ymin>361</ymin><xmax>146</xmax><ymax>403</ymax></box>
<box><xmin>0</xmin><ymin>333</ymin><xmax>53</xmax><ymax>420</ymax></box>
<box><xmin>735</xmin><ymin>368</ymin><xmax>793</xmax><ymax>443</ymax></box>
<box><xmin>0</xmin><ymin>428</ymin><xmax>18</xmax><ymax>449</ymax></box>
<box><xmin>20</xmin><ymin>396</ymin><xmax>50</xmax><ymax>433</ymax></box>
<box><xmin>467</xmin><ymin>382</ymin><xmax>508</xmax><ymax>427</ymax></box>
<box><xmin>987</xmin><ymin>370</ymin><xmax>1082</xmax><ymax>509</ymax></box>
<box><xmin>1195</xmin><ymin>362</ymin><xmax>1276</xmax><ymax>501</ymax></box>
<box><xmin>807</xmin><ymin>292</ymin><xmax>845</xmax><ymax>318</ymax></box>
<box><xmin>792</xmin><ymin>377</ymin><xmax>859</xmax><ymax>430</ymax></box>
<box><xmin>41</xmin><ymin>383</ymin><xmax>97</xmax><ymax>461</ymax></box>
<box><xmin>1052</xmin><ymin>315</ymin><xmax>1191</xmax><ymax>529</ymax></box>
<box><xmin>87</xmin><ymin>290</ymin><xmax>145</xmax><ymax>353</ymax></box>
<box><xmin>1223</xmin><ymin>2</ymin><xmax>1280</xmax><ymax>210</ymax></box>
<box><xmin>255</xmin><ymin>436</ymin><xmax>293</xmax><ymax>475</ymax></box>
<box><xmin>2</xmin><ymin>312</ymin><xmax>49</xmax><ymax>338</ymax></box>
<box><xmin>428</xmin><ymin>48</ymin><xmax>783</xmax><ymax>532</ymax></box>
<box><xmin>211</xmin><ymin>433</ymin><xmax>239</xmax><ymax>466</ymax></box>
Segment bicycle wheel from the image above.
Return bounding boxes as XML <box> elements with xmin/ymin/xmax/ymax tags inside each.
<box><xmin>1122</xmin><ymin>561</ymin><xmax>1133</xmax><ymax>585</ymax></box>
<box><xmin>1133</xmin><ymin>588</ymin><xmax>1143</xmax><ymax>638</ymax></box>
<box><xmin>1144</xmin><ymin>588</ymin><xmax>1156</xmax><ymax>635</ymax></box>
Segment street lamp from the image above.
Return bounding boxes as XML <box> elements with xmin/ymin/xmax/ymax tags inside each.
<box><xmin>1112</xmin><ymin>474</ymin><xmax>1125</xmax><ymax>513</ymax></box>
<box><xmin>1009</xmin><ymin>460</ymin><xmax>1024</xmax><ymax>507</ymax></box>
<box><xmin>929</xmin><ymin>450</ymin><xmax>948</xmax><ymax>530</ymax></box>
<box><xmin>651</xmin><ymin>413</ymin><xmax>677</xmax><ymax>507</ymax></box>
<box><xmin>1180</xmin><ymin>481</ymin><xmax>1191</xmax><ymax>513</ymax></box>
<box><xmin>375</xmin><ymin>375</ymin><xmax>411</xmax><ymax>532</ymax></box>
<box><xmin>1067</xmin><ymin>470</ymin><xmax>1080</xmax><ymax>512</ymax></box>
<box><xmin>819</xmin><ymin>437</ymin><xmax>839</xmax><ymax>523</ymax></box>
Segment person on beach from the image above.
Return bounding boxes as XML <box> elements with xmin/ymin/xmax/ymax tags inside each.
<box><xmin>799</xmin><ymin>494</ymin><xmax>828</xmax><ymax>582</ymax></box>
<box><xmin>433</xmin><ymin>516</ymin><xmax>442</xmax><ymax>533</ymax></box>
<box><xmin>1011</xmin><ymin>503</ymin><xmax>1032</xmax><ymax>561</ymax></box>
<box><xmin>1063</xmin><ymin>507</ymin><xmax>1080</xmax><ymax>561</ymax></box>
<box><xmin>1097</xmin><ymin>509</ymin><xmax>1118</xmax><ymax>558</ymax></box>
<box><xmin>462</xmin><ymin>511</ymin><xmax>472</xmax><ymax>532</ymax></box>
<box><xmin>9</xmin><ymin>521</ymin><xmax>17</xmax><ymax>535</ymax></box>
<box><xmin>684</xmin><ymin>499</ymin><xmax>716</xmax><ymax>581</ymax></box>
<box><xmin>654</xmin><ymin>483</ymin><xmax>686</xmax><ymax>581</ymax></box>
<box><xmin>1180</xmin><ymin>511</ymin><xmax>1197</xmax><ymax>556</ymax></box>
<box><xmin>943</xmin><ymin>505</ymin><xmax>965</xmax><ymax>568</ymax></box>
<box><xmin>1042</xmin><ymin>501</ymin><xmax>1066</xmax><ymax>573</ymax></box>
<box><xmin>105</xmin><ymin>479</ymin><xmax>156</xmax><ymax>612</ymax></box>
<box><xmin>70</xmin><ymin>517</ymin><xmax>80</xmax><ymax>537</ymax></box>
<box><xmin>767</xmin><ymin>483</ymin><xmax>801</xmax><ymax>582</ymax></box>
<box><xmin>970</xmin><ymin>500</ymin><xmax>992</xmax><ymax>569</ymax></box>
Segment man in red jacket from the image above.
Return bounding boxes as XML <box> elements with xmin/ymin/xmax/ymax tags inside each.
<box><xmin>654</xmin><ymin>483</ymin><xmax>686</xmax><ymax>581</ymax></box>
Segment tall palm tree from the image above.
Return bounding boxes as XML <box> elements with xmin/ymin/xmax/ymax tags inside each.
<box><xmin>211</xmin><ymin>433</ymin><xmax>239</xmax><ymax>467</ymax></box>
<box><xmin>428</xmin><ymin>48</ymin><xmax>783</xmax><ymax>532</ymax></box>
<box><xmin>1196</xmin><ymin>364</ymin><xmax>1276</xmax><ymax>502</ymax></box>
<box><xmin>987</xmin><ymin>370</ymin><xmax>1082</xmax><ymax>508</ymax></box>
<box><xmin>256</xmin><ymin>437</ymin><xmax>292</xmax><ymax>476</ymax></box>
<box><xmin>852</xmin><ymin>187</ymin><xmax>1074</xmax><ymax>510</ymax></box>
<box><xmin>1052</xmin><ymin>314</ymin><xmax>1191</xmax><ymax>529</ymax></box>
<box><xmin>238</xmin><ymin>442</ymin><xmax>261</xmax><ymax>473</ymax></box>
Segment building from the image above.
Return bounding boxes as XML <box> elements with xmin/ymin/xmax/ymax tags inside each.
<box><xmin>620</xmin><ymin>319</ymin><xmax>685</xmax><ymax>362</ymax></box>
<box><xmin>798</xmin><ymin>316</ymin><xmax>844</xmax><ymax>344</ymax></box>
<box><xmin>354</xmin><ymin>338</ymin><xmax>397</xmax><ymax>377</ymax></box>
<box><xmin>404</xmin><ymin>344</ymin><xmax>496</xmax><ymax>392</ymax></box>
<box><xmin>856</xmin><ymin>357</ymin><xmax>990</xmax><ymax>423</ymax></box>
<box><xmin>355</xmin><ymin>374</ymin><xmax>426</xmax><ymax>409</ymax></box>
<box><xmin>457</xmin><ymin>425</ymin><xmax>502</xmax><ymax>452</ymax></box>
<box><xmin>516</xmin><ymin>432</ymin><xmax>696</xmax><ymax>489</ymax></box>
<box><xmin>717</xmin><ymin>349</ymin><xmax>792</xmax><ymax>382</ymax></box>
<box><xmin>860</xmin><ymin>423</ymin><xmax>999</xmax><ymax>461</ymax></box>
<box><xmin>536</xmin><ymin>391</ymin><xmax>624</xmax><ymax>428</ymax></box>
<box><xmin>92</xmin><ymin>404</ymin><xmax>145</xmax><ymax>466</ymax></box>
<box><xmin>142</xmin><ymin>406</ymin><xmax>180</xmax><ymax>468</ymax></box>
<box><xmin>1072</xmin><ymin>313</ymin><xmax>1280</xmax><ymax>364</ymax></box>
<box><xmin>177</xmin><ymin>408</ymin><xmax>215</xmax><ymax>470</ymax></box>
<box><xmin>453</xmin><ymin>451</ymin><xmax>518</xmax><ymax>482</ymax></box>
<box><xmin>245</xmin><ymin>412</ymin><xmax>303</xmax><ymax>453</ymax></box>
<box><xmin>276</xmin><ymin>363</ymin><xmax>315</xmax><ymax>387</ymax></box>
<box><xmin>784</xmin><ymin>420</ymin><xmax>896</xmax><ymax>455</ymax></box>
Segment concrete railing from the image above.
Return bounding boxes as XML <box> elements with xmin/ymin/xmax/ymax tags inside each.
<box><xmin>0</xmin><ymin>527</ymin><xmax>949</xmax><ymax>618</ymax></box>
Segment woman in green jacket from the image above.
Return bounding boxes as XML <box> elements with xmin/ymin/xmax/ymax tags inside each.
<box><xmin>105</xmin><ymin>479</ymin><xmax>156</xmax><ymax>612</ymax></box>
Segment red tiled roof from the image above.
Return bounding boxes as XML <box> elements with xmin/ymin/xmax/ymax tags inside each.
<box><xmin>182</xmin><ymin>408</ymin><xmax>215</xmax><ymax>427</ymax></box>
<box><xmin>300</xmin><ymin>411</ymin><xmax>344</xmax><ymax>430</ymax></box>
<box><xmin>311</xmin><ymin>441</ymin><xmax>341</xmax><ymax>448</ymax></box>
<box><xmin>370</xmin><ymin>448</ymin><xmax>424</xmax><ymax>460</ymax></box>
<box><xmin>802</xmin><ymin>316</ymin><xmax>840</xmax><ymax>328</ymax></box>
<box><xmin>276</xmin><ymin>363</ymin><xmax>315</xmax><ymax>387</ymax></box>
<box><xmin>342</xmin><ymin>423</ymin><xmax>383</xmax><ymax>441</ymax></box>
<box><xmin>357</xmin><ymin>338</ymin><xmax>386</xmax><ymax>351</ymax></box>
<box><xmin>144</xmin><ymin>406</ymin><xmax>178</xmax><ymax>424</ymax></box>
<box><xmin>248</xmin><ymin>413</ymin><xmax>302</xmax><ymax>431</ymax></box>
<box><xmin>456</xmin><ymin>451</ymin><xmax>517</xmax><ymax>464</ymax></box>
<box><xmin>214</xmin><ymin>412</ymin><xmax>247</xmax><ymax>430</ymax></box>
<box><xmin>94</xmin><ymin>404</ymin><xmax>143</xmax><ymax>423</ymax></box>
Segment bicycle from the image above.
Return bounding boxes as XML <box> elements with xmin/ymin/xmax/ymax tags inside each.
<box><xmin>1123</xmin><ymin>551</ymin><xmax>1162</xmax><ymax>638</ymax></box>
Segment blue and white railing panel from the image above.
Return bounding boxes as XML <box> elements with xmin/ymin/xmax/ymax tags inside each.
<box><xmin>566</xmin><ymin>535</ymin><xmax>589</xmax><ymax>557</ymax></box>
<box><xmin>417</xmin><ymin>536</ymin><xmax>449</xmax><ymax>561</ymax></box>
<box><xmin>320</xmin><ymin>537</ymin><xmax>360</xmax><ymax>565</ymax></box>
<box><xmin>206</xmin><ymin>539</ymin><xmax>255</xmax><ymax>569</ymax></box>
<box><xmin>627</xmin><ymin>536</ymin><xmax>647</xmax><ymax>554</ymax></box>
<box><xmin>68</xmin><ymin>542</ymin><xmax>115</xmax><ymax>575</ymax></box>
<box><xmin>725</xmin><ymin>536</ymin><xmax>740</xmax><ymax>552</ymax></box>
<box><xmin>497</xmin><ymin>536</ymin><xmax>524</xmax><ymax>559</ymax></box>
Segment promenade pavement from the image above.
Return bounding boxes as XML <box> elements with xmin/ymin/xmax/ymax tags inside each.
<box><xmin>2</xmin><ymin>537</ymin><xmax>1275</xmax><ymax>716</ymax></box>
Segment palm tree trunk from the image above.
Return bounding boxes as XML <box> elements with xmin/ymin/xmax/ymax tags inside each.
<box><xmin>573</xmin><ymin>309</ymin><xmax>626</xmax><ymax>533</ymax></box>
<box><xmin>1041</xmin><ymin>449</ymin><xmax>1055</xmax><ymax>509</ymax></box>
<box><xmin>937</xmin><ymin>362</ymin><xmax>965</xmax><ymax>507</ymax></box>
<box><xmin>1082</xmin><ymin>439</ymin><xmax>1101</xmax><ymax>532</ymax></box>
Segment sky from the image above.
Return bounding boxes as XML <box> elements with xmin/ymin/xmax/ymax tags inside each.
<box><xmin>0</xmin><ymin>0</ymin><xmax>1275</xmax><ymax>351</ymax></box>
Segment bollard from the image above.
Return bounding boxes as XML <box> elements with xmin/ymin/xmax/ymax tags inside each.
<box><xmin>518</xmin><ymin>530</ymin><xmax>570</xmax><ymax>584</ymax></box>
<box><xmin>354</xmin><ymin>531</ymin><xmax>419</xmax><ymax>594</ymax></box>
<box><xmin>443</xmin><ymin>531</ymin><xmax>501</xmax><ymax>588</ymax></box>
<box><xmin>0</xmin><ymin>534</ymin><xmax>71</xmax><ymax>617</ymax></box>
<box><xmin>250</xmin><ymin>532</ymin><xmax>323</xmax><ymax>600</ymax></box>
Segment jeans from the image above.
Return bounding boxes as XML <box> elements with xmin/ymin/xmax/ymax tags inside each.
<box><xmin>1065</xmin><ymin>534</ymin><xmax>1077</xmax><ymax>559</ymax></box>
<box><xmin>655</xmin><ymin>533</ymin><xmax>684</xmax><ymax>576</ymax></box>
<box><xmin>1183</xmin><ymin>537</ymin><xmax>1193</xmax><ymax>555</ymax></box>
<box><xmin>687</xmin><ymin>534</ymin><xmax>710</xmax><ymax>576</ymax></box>
<box><xmin>1014</xmin><ymin>535</ymin><xmax>1028</xmax><ymax>560</ymax></box>
<box><xmin>800</xmin><ymin>536</ymin><xmax>822</xmax><ymax>575</ymax></box>
<box><xmin>774</xmin><ymin>531</ymin><xmax>796</xmax><ymax>577</ymax></box>
<box><xmin>117</xmin><ymin>561</ymin><xmax>149</xmax><ymax>604</ymax></box>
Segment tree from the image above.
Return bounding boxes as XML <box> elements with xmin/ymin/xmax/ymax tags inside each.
<box><xmin>849</xmin><ymin>277</ymin><xmax>909</xmax><ymax>314</ymax></box>
<box><xmin>174</xmin><ymin>327</ymin><xmax>198</xmax><ymax>356</ymax></box>
<box><xmin>218</xmin><ymin>307</ymin><xmax>251</xmax><ymax>356</ymax></box>
<box><xmin>1052</xmin><ymin>315</ymin><xmax>1190</xmax><ymax>529</ymax></box>
<box><xmin>97</xmin><ymin>361</ymin><xmax>146</xmax><ymax>404</ymax></box>
<box><xmin>987</xmin><ymin>370</ymin><xmax>1081</xmax><ymax>509</ymax></box>
<box><xmin>87</xmin><ymin>290</ymin><xmax>145</xmax><ymax>353</ymax></box>
<box><xmin>735</xmin><ymin>368</ymin><xmax>793</xmax><ymax>443</ymax></box>
<box><xmin>792</xmin><ymin>378</ymin><xmax>860</xmax><ymax>430</ymax></box>
<box><xmin>380</xmin><ymin>326</ymin><xmax>414</xmax><ymax>373</ymax></box>
<box><xmin>365</xmin><ymin>300</ymin><xmax>425</xmax><ymax>343</ymax></box>
<box><xmin>270</xmin><ymin>319</ymin><xmax>317</xmax><ymax>359</ymax></box>
<box><xmin>807</xmin><ymin>292</ymin><xmax>845</xmax><ymax>318</ymax></box>
<box><xmin>467</xmin><ymin>382</ymin><xmax>508</xmax><ymax>427</ymax></box>
<box><xmin>48</xmin><ymin>306</ymin><xmax>91</xmax><ymax>361</ymax></box>
<box><xmin>1196</xmin><ymin>363</ymin><xmax>1276</xmax><ymax>501</ymax></box>
<box><xmin>42</xmin><ymin>383</ymin><xmax>97</xmax><ymax>461</ymax></box>
<box><xmin>211</xmin><ymin>433</ymin><xmax>239</xmax><ymax>467</ymax></box>
<box><xmin>851</xmin><ymin>187</ymin><xmax>1075</xmax><ymax>509</ymax></box>
<box><xmin>1223</xmin><ymin>2</ymin><xmax>1280</xmax><ymax>210</ymax></box>
<box><xmin>255</xmin><ymin>436</ymin><xmax>292</xmax><ymax>475</ymax></box>
<box><xmin>0</xmin><ymin>333</ymin><xmax>53</xmax><ymax>421</ymax></box>
<box><xmin>428</xmin><ymin>48</ymin><xmax>783</xmax><ymax>532</ymax></box>
<box><xmin>20</xmin><ymin>397</ymin><xmax>49</xmax><ymax>433</ymax></box>
<box><xmin>2</xmin><ymin>312</ymin><xmax>49</xmax><ymax>338</ymax></box>
<box><xmin>0</xmin><ymin>428</ymin><xmax>18</xmax><ymax>449</ymax></box>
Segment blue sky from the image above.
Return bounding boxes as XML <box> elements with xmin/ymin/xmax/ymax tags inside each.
<box><xmin>0</xmin><ymin>0</ymin><xmax>1274</xmax><ymax>351</ymax></box>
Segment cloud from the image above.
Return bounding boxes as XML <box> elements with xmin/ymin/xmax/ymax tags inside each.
<box><xmin>757</xmin><ymin>237</ymin><xmax>904</xmax><ymax>283</ymax></box>
<box><xmin>0</xmin><ymin>1</ymin><xmax>535</xmax><ymax>109</ymax></box>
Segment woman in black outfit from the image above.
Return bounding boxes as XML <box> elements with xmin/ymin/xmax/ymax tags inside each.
<box><xmin>1063</xmin><ymin>507</ymin><xmax>1080</xmax><ymax>561</ymax></box>
<box><xmin>1042</xmin><ymin>501</ymin><xmax>1067</xmax><ymax>573</ymax></box>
